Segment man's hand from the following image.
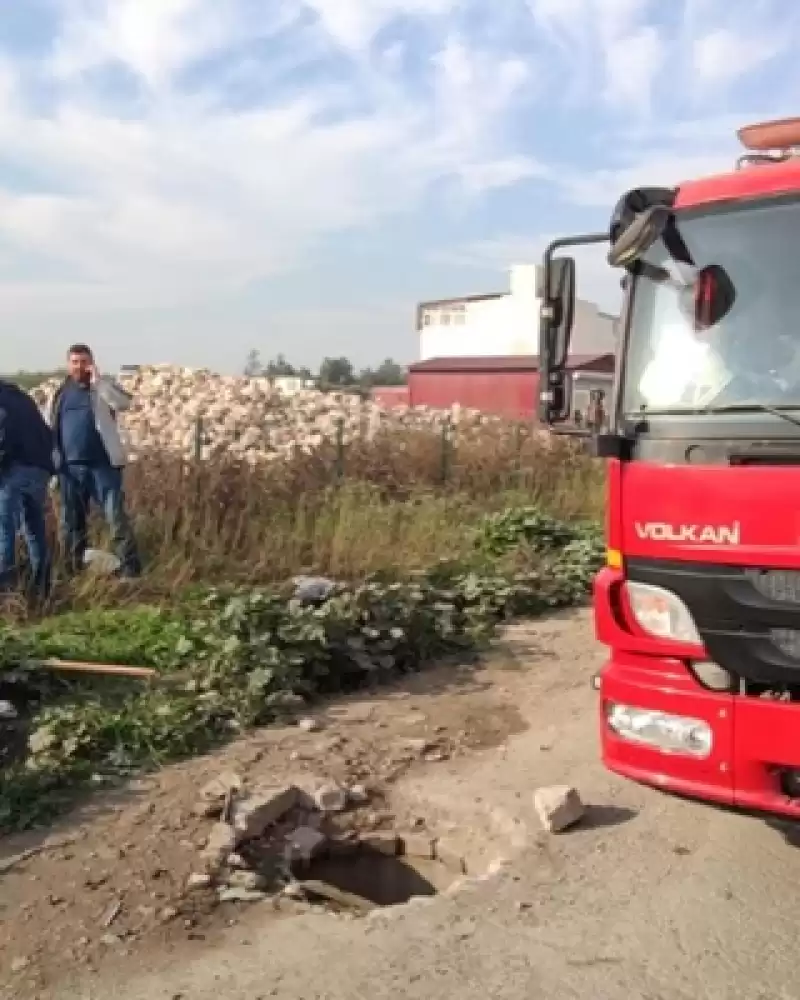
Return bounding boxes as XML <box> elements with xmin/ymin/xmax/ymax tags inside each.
<box><xmin>88</xmin><ymin>361</ymin><xmax>100</xmax><ymax>384</ymax></box>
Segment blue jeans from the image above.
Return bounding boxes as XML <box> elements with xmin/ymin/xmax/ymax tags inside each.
<box><xmin>59</xmin><ymin>464</ymin><xmax>141</xmax><ymax>577</ymax></box>
<box><xmin>0</xmin><ymin>463</ymin><xmax>51</xmax><ymax>595</ymax></box>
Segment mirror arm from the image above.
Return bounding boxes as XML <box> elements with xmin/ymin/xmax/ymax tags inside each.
<box><xmin>542</xmin><ymin>232</ymin><xmax>609</xmax><ymax>354</ymax></box>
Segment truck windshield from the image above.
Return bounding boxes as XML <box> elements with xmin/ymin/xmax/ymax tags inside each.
<box><xmin>621</xmin><ymin>196</ymin><xmax>800</xmax><ymax>415</ymax></box>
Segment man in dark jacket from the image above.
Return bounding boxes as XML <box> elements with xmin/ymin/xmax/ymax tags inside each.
<box><xmin>0</xmin><ymin>380</ymin><xmax>55</xmax><ymax>596</ymax></box>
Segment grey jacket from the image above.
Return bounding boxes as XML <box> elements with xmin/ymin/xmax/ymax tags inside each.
<box><xmin>43</xmin><ymin>375</ymin><xmax>132</xmax><ymax>468</ymax></box>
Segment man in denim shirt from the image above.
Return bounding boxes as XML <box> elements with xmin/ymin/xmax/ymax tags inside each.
<box><xmin>45</xmin><ymin>344</ymin><xmax>142</xmax><ymax>578</ymax></box>
<box><xmin>0</xmin><ymin>380</ymin><xmax>56</xmax><ymax>597</ymax></box>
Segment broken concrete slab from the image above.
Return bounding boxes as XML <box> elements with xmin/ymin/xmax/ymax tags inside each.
<box><xmin>217</xmin><ymin>887</ymin><xmax>269</xmax><ymax>904</ymax></box>
<box><xmin>297</xmin><ymin>879</ymin><xmax>373</xmax><ymax>913</ymax></box>
<box><xmin>400</xmin><ymin>834</ymin><xmax>437</xmax><ymax>861</ymax></box>
<box><xmin>347</xmin><ymin>783</ymin><xmax>369</xmax><ymax>805</ymax></box>
<box><xmin>187</xmin><ymin>872</ymin><xmax>213</xmax><ymax>891</ymax></box>
<box><xmin>313</xmin><ymin>782</ymin><xmax>348</xmax><ymax>814</ymax></box>
<box><xmin>194</xmin><ymin>771</ymin><xmax>243</xmax><ymax>818</ymax></box>
<box><xmin>281</xmin><ymin>881</ymin><xmax>307</xmax><ymax>900</ymax></box>
<box><xmin>435</xmin><ymin>840</ymin><xmax>468</xmax><ymax>874</ymax></box>
<box><xmin>285</xmin><ymin>826</ymin><xmax>327</xmax><ymax>864</ymax></box>
<box><xmin>360</xmin><ymin>832</ymin><xmax>400</xmax><ymax>856</ymax></box>
<box><xmin>534</xmin><ymin>785</ymin><xmax>585</xmax><ymax>833</ymax></box>
<box><xmin>226</xmin><ymin>869</ymin><xmax>268</xmax><ymax>892</ymax></box>
<box><xmin>232</xmin><ymin>785</ymin><xmax>299</xmax><ymax>841</ymax></box>
<box><xmin>201</xmin><ymin>823</ymin><xmax>238</xmax><ymax>871</ymax></box>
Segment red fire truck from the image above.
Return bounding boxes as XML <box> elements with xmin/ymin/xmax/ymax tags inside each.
<box><xmin>539</xmin><ymin>117</ymin><xmax>800</xmax><ymax>817</ymax></box>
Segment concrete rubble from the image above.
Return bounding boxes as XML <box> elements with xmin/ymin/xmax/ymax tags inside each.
<box><xmin>31</xmin><ymin>366</ymin><xmax>510</xmax><ymax>464</ymax></box>
<box><xmin>285</xmin><ymin>826</ymin><xmax>327</xmax><ymax>864</ymax></box>
<box><xmin>312</xmin><ymin>782</ymin><xmax>349</xmax><ymax>814</ymax></box>
<box><xmin>200</xmin><ymin>822</ymin><xmax>238</xmax><ymax>872</ymax></box>
<box><xmin>232</xmin><ymin>785</ymin><xmax>301</xmax><ymax>841</ymax></box>
<box><xmin>186</xmin><ymin>773</ymin><xmax>469</xmax><ymax>910</ymax></box>
<box><xmin>533</xmin><ymin>785</ymin><xmax>586</xmax><ymax>833</ymax></box>
<box><xmin>194</xmin><ymin>771</ymin><xmax>243</xmax><ymax>818</ymax></box>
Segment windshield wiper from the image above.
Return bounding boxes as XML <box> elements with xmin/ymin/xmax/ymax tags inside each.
<box><xmin>703</xmin><ymin>403</ymin><xmax>800</xmax><ymax>429</ymax></box>
<box><xmin>630</xmin><ymin>403</ymin><xmax>800</xmax><ymax>429</ymax></box>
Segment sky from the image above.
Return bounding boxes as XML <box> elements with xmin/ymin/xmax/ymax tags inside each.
<box><xmin>0</xmin><ymin>0</ymin><xmax>798</xmax><ymax>374</ymax></box>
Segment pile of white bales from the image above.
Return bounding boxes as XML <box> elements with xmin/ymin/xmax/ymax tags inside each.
<box><xmin>31</xmin><ymin>365</ymin><xmax>500</xmax><ymax>463</ymax></box>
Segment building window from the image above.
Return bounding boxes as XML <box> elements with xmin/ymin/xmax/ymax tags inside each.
<box><xmin>454</xmin><ymin>313</ymin><xmax>465</xmax><ymax>325</ymax></box>
<box><xmin>423</xmin><ymin>313</ymin><xmax>431</xmax><ymax>325</ymax></box>
<box><xmin>441</xmin><ymin>313</ymin><xmax>450</xmax><ymax>325</ymax></box>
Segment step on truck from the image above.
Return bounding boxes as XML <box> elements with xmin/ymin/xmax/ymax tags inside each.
<box><xmin>538</xmin><ymin>116</ymin><xmax>800</xmax><ymax>817</ymax></box>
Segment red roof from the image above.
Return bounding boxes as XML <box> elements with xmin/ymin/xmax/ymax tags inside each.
<box><xmin>408</xmin><ymin>353</ymin><xmax>614</xmax><ymax>373</ymax></box>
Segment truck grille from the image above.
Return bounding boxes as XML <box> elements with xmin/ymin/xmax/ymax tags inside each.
<box><xmin>627</xmin><ymin>560</ymin><xmax>800</xmax><ymax>685</ymax></box>
<box><xmin>746</xmin><ymin>569</ymin><xmax>800</xmax><ymax>605</ymax></box>
<box><xmin>770</xmin><ymin>628</ymin><xmax>800</xmax><ymax>660</ymax></box>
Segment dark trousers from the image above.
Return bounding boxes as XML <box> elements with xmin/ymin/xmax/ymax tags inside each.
<box><xmin>0</xmin><ymin>463</ymin><xmax>51</xmax><ymax>596</ymax></box>
<box><xmin>59</xmin><ymin>463</ymin><xmax>141</xmax><ymax>577</ymax></box>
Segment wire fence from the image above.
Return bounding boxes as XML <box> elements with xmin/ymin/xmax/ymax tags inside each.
<box><xmin>179</xmin><ymin>413</ymin><xmax>553</xmax><ymax>487</ymax></box>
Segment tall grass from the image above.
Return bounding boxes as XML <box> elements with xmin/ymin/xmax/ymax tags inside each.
<box><xmin>34</xmin><ymin>423</ymin><xmax>604</xmax><ymax>611</ymax></box>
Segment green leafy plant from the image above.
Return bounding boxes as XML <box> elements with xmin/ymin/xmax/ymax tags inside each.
<box><xmin>478</xmin><ymin>505</ymin><xmax>600</xmax><ymax>558</ymax></box>
<box><xmin>0</xmin><ymin>507</ymin><xmax>604</xmax><ymax>833</ymax></box>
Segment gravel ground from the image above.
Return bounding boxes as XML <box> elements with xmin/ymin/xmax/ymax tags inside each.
<box><xmin>5</xmin><ymin>609</ymin><xmax>799</xmax><ymax>1000</ymax></box>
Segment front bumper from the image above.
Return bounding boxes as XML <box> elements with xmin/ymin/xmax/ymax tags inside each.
<box><xmin>600</xmin><ymin>651</ymin><xmax>800</xmax><ymax>818</ymax></box>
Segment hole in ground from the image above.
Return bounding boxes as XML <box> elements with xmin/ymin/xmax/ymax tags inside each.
<box><xmin>292</xmin><ymin>848</ymin><xmax>456</xmax><ymax>911</ymax></box>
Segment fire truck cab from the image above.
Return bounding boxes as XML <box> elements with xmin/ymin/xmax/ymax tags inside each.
<box><xmin>539</xmin><ymin>117</ymin><xmax>800</xmax><ymax>817</ymax></box>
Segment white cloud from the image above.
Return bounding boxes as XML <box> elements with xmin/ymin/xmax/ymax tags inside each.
<box><xmin>302</xmin><ymin>0</ymin><xmax>460</xmax><ymax>53</ymax></box>
<box><xmin>1</xmin><ymin>0</ymin><xmax>799</xmax><ymax>370</ymax></box>
<box><xmin>558</xmin><ymin>150</ymin><xmax>733</xmax><ymax>209</ymax></box>
<box><xmin>433</xmin><ymin>234</ymin><xmax>621</xmax><ymax>313</ymax></box>
<box><xmin>0</xmin><ymin>0</ymin><xmax>534</xmax><ymax>316</ymax></box>
<box><xmin>528</xmin><ymin>0</ymin><xmax>794</xmax><ymax>117</ymax></box>
<box><xmin>681</xmin><ymin>0</ymin><xmax>790</xmax><ymax>90</ymax></box>
<box><xmin>527</xmin><ymin>0</ymin><xmax>664</xmax><ymax>114</ymax></box>
<box><xmin>692</xmin><ymin>27</ymin><xmax>781</xmax><ymax>87</ymax></box>
<box><xmin>602</xmin><ymin>24</ymin><xmax>663</xmax><ymax>113</ymax></box>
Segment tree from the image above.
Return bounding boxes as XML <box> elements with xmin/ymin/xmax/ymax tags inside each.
<box><xmin>7</xmin><ymin>369</ymin><xmax>67</xmax><ymax>390</ymax></box>
<box><xmin>319</xmin><ymin>356</ymin><xmax>354</xmax><ymax>387</ymax></box>
<box><xmin>264</xmin><ymin>353</ymin><xmax>297</xmax><ymax>378</ymax></box>
<box><xmin>243</xmin><ymin>349</ymin><xmax>262</xmax><ymax>376</ymax></box>
<box><xmin>360</xmin><ymin>358</ymin><xmax>406</xmax><ymax>387</ymax></box>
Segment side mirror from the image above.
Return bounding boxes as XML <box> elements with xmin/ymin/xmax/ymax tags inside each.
<box><xmin>684</xmin><ymin>264</ymin><xmax>736</xmax><ymax>330</ymax></box>
<box><xmin>539</xmin><ymin>256</ymin><xmax>575</xmax><ymax>371</ymax></box>
<box><xmin>607</xmin><ymin>204</ymin><xmax>671</xmax><ymax>269</ymax></box>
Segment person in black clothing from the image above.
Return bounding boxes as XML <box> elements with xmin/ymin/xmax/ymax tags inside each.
<box><xmin>0</xmin><ymin>380</ymin><xmax>56</xmax><ymax>596</ymax></box>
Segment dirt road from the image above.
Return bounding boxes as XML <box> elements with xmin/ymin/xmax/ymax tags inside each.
<box><xmin>8</xmin><ymin>609</ymin><xmax>800</xmax><ymax>999</ymax></box>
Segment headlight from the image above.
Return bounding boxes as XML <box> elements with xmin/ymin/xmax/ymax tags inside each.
<box><xmin>606</xmin><ymin>703</ymin><xmax>713</xmax><ymax>758</ymax></box>
<box><xmin>624</xmin><ymin>581</ymin><xmax>702</xmax><ymax>645</ymax></box>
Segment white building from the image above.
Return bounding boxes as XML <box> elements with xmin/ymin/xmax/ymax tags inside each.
<box><xmin>417</xmin><ymin>263</ymin><xmax>617</xmax><ymax>361</ymax></box>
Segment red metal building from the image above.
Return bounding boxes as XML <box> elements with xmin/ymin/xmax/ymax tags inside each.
<box><xmin>370</xmin><ymin>385</ymin><xmax>410</xmax><ymax>408</ymax></box>
<box><xmin>407</xmin><ymin>354</ymin><xmax>614</xmax><ymax>419</ymax></box>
